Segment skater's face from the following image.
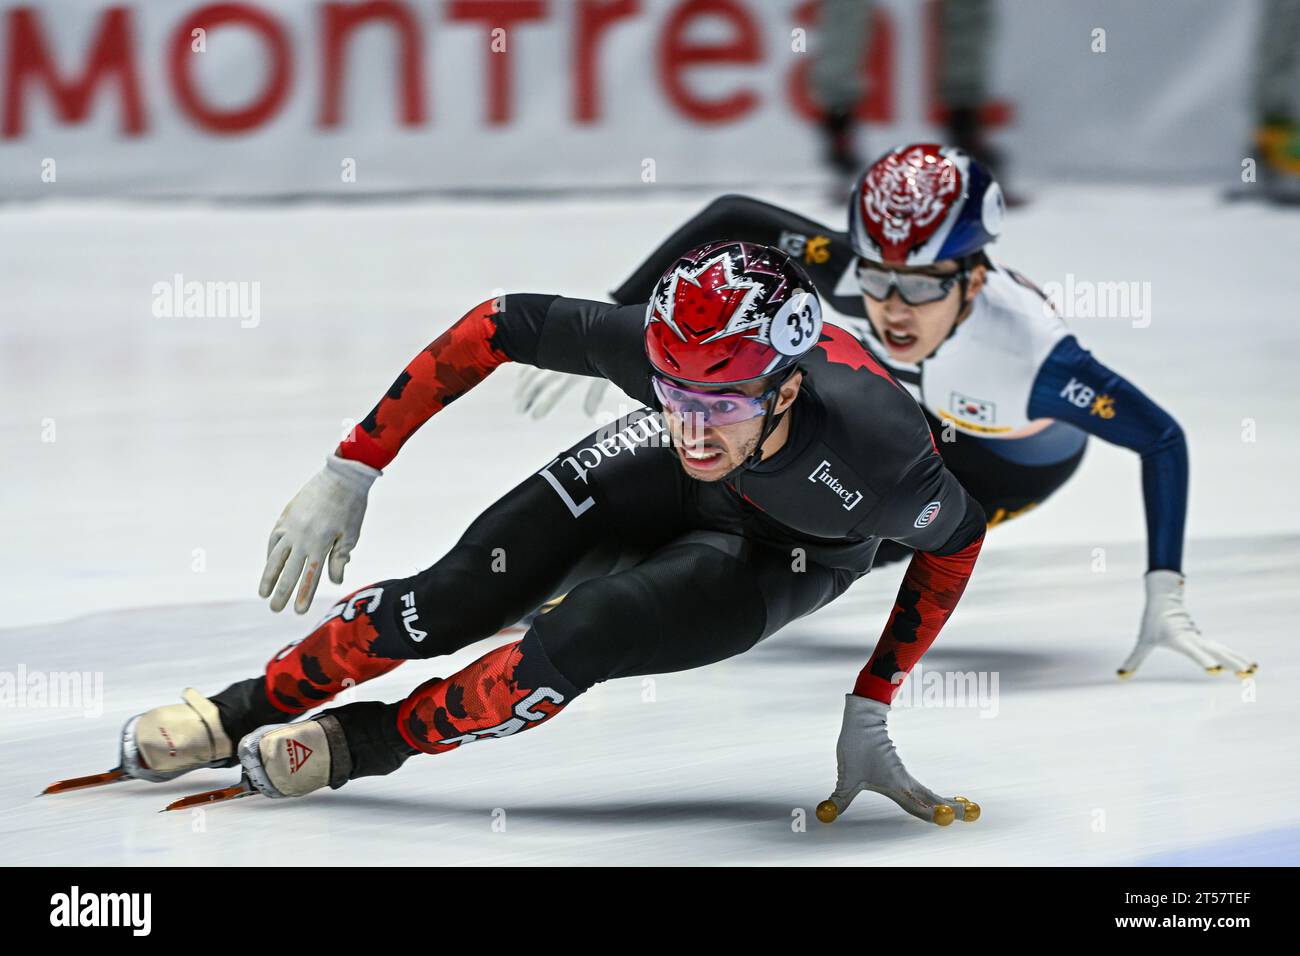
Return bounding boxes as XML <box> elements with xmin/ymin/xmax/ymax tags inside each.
<box><xmin>860</xmin><ymin>258</ymin><xmax>986</xmax><ymax>363</ymax></box>
<box><xmin>661</xmin><ymin>373</ymin><xmax>803</xmax><ymax>481</ymax></box>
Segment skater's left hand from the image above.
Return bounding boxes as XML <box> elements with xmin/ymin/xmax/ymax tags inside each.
<box><xmin>816</xmin><ymin>694</ymin><xmax>979</xmax><ymax>827</ymax></box>
<box><xmin>1118</xmin><ymin>570</ymin><xmax>1257</xmax><ymax>679</ymax></box>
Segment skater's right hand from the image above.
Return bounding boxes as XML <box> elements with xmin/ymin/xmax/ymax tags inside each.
<box><xmin>259</xmin><ymin>454</ymin><xmax>380</xmax><ymax>614</ymax></box>
<box><xmin>1117</xmin><ymin>570</ymin><xmax>1257</xmax><ymax>680</ymax></box>
<box><xmin>514</xmin><ymin>367</ymin><xmax>608</xmax><ymax>419</ymax></box>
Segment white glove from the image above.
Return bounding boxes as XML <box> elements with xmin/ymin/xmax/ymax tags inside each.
<box><xmin>1118</xmin><ymin>570</ymin><xmax>1257</xmax><ymax>679</ymax></box>
<box><xmin>817</xmin><ymin>694</ymin><xmax>979</xmax><ymax>827</ymax></box>
<box><xmin>258</xmin><ymin>454</ymin><xmax>380</xmax><ymax>614</ymax></box>
<box><xmin>514</xmin><ymin>367</ymin><xmax>608</xmax><ymax>419</ymax></box>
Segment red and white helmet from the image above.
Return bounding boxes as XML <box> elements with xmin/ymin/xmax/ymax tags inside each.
<box><xmin>644</xmin><ymin>241</ymin><xmax>823</xmax><ymax>387</ymax></box>
<box><xmin>849</xmin><ymin>143</ymin><xmax>1003</xmax><ymax>266</ymax></box>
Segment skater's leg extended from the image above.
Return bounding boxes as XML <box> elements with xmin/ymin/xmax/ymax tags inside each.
<box><xmin>256</xmin><ymin>414</ymin><xmax>688</xmax><ymax>719</ymax></box>
<box><xmin>395</xmin><ymin>532</ymin><xmax>777</xmax><ymax>755</ymax></box>
<box><xmin>237</xmin><ymin>534</ymin><xmax>852</xmax><ymax>799</ymax></box>
<box><xmin>118</xmin><ymin>415</ymin><xmax>682</xmax><ymax>788</ymax></box>
<box><xmin>213</xmin><ymin>413</ymin><xmax>694</xmax><ymax>794</ymax></box>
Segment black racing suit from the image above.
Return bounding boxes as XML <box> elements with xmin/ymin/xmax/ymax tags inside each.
<box><xmin>220</xmin><ymin>294</ymin><xmax>986</xmax><ymax>770</ymax></box>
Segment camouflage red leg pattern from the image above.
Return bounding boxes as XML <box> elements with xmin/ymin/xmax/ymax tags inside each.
<box><xmin>396</xmin><ymin>633</ymin><xmax>580</xmax><ymax>755</ymax></box>
<box><xmin>854</xmin><ymin>535</ymin><xmax>984</xmax><ymax>704</ymax></box>
<box><xmin>265</xmin><ymin>585</ymin><xmax>406</xmax><ymax>715</ymax></box>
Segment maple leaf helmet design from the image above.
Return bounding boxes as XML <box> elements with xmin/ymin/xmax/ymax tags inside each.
<box><xmin>643</xmin><ymin>240</ymin><xmax>824</xmax><ymax>388</ymax></box>
<box><xmin>849</xmin><ymin>143</ymin><xmax>1004</xmax><ymax>267</ymax></box>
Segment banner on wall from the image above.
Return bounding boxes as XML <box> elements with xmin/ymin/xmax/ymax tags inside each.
<box><xmin>0</xmin><ymin>0</ymin><xmax>1255</xmax><ymax>197</ymax></box>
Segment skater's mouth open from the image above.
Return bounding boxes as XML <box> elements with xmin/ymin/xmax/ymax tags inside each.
<box><xmin>675</xmin><ymin>439</ymin><xmax>728</xmax><ymax>474</ymax></box>
<box><xmin>881</xmin><ymin>326</ymin><xmax>919</xmax><ymax>352</ymax></box>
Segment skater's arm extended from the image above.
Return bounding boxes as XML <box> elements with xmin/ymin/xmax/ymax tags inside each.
<box><xmin>610</xmin><ymin>195</ymin><xmax>861</xmax><ymax>315</ymax></box>
<box><xmin>259</xmin><ymin>294</ymin><xmax>642</xmax><ymax>615</ymax></box>
<box><xmin>853</xmin><ymin>455</ymin><xmax>986</xmax><ymax>704</ymax></box>
<box><xmin>1028</xmin><ymin>335</ymin><xmax>1186</xmax><ymax>571</ymax></box>
<box><xmin>1027</xmin><ymin>337</ymin><xmax>1255</xmax><ymax>679</ymax></box>
<box><xmin>818</xmin><ymin>460</ymin><xmax>985</xmax><ymax>828</ymax></box>
<box><xmin>339</xmin><ymin>294</ymin><xmax>648</xmax><ymax>470</ymax></box>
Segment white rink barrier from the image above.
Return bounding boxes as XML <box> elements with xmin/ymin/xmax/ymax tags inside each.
<box><xmin>0</xmin><ymin>0</ymin><xmax>1256</xmax><ymax>198</ymax></box>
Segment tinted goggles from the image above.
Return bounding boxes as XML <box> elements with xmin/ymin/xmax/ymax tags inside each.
<box><xmin>652</xmin><ymin>376</ymin><xmax>772</xmax><ymax>427</ymax></box>
<box><xmin>856</xmin><ymin>260</ymin><xmax>965</xmax><ymax>306</ymax></box>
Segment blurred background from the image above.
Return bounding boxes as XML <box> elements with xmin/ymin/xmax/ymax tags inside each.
<box><xmin>0</xmin><ymin>0</ymin><xmax>1294</xmax><ymax>196</ymax></box>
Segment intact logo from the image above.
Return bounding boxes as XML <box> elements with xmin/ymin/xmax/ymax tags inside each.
<box><xmin>949</xmin><ymin>391</ymin><xmax>996</xmax><ymax>425</ymax></box>
<box><xmin>539</xmin><ymin>412</ymin><xmax>668</xmax><ymax>518</ymax></box>
<box><xmin>808</xmin><ymin>460</ymin><xmax>863</xmax><ymax>511</ymax></box>
<box><xmin>286</xmin><ymin>737</ymin><xmax>313</xmax><ymax>774</ymax></box>
<box><xmin>400</xmin><ymin>590</ymin><xmax>426</xmax><ymax>643</ymax></box>
<box><xmin>914</xmin><ymin>500</ymin><xmax>942</xmax><ymax>529</ymax></box>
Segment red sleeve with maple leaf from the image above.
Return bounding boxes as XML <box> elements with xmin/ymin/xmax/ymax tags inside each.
<box><xmin>336</xmin><ymin>294</ymin><xmax>650</xmax><ymax>470</ymax></box>
<box><xmin>336</xmin><ymin>299</ymin><xmax>511</xmax><ymax>470</ymax></box>
<box><xmin>854</xmin><ymin>534</ymin><xmax>984</xmax><ymax>703</ymax></box>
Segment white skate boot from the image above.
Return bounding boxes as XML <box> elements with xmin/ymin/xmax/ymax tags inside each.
<box><xmin>238</xmin><ymin>715</ymin><xmax>351</xmax><ymax>799</ymax></box>
<box><xmin>120</xmin><ymin>688</ymin><xmax>235</xmax><ymax>782</ymax></box>
<box><xmin>818</xmin><ymin>695</ymin><xmax>979</xmax><ymax>827</ymax></box>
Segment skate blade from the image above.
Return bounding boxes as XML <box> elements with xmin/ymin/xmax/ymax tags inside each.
<box><xmin>161</xmin><ymin>777</ymin><xmax>256</xmax><ymax>812</ymax></box>
<box><xmin>41</xmin><ymin>767</ymin><xmax>128</xmax><ymax>795</ymax></box>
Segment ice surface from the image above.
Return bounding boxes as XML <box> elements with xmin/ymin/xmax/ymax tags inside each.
<box><xmin>2</xmin><ymin>187</ymin><xmax>1297</xmax><ymax>864</ymax></box>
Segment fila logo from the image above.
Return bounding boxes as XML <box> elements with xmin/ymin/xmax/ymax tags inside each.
<box><xmin>1059</xmin><ymin>377</ymin><xmax>1095</xmax><ymax>409</ymax></box>
<box><xmin>400</xmin><ymin>590</ymin><xmax>426</xmax><ymax>643</ymax></box>
<box><xmin>286</xmin><ymin>737</ymin><xmax>313</xmax><ymax>773</ymax></box>
<box><xmin>808</xmin><ymin>460</ymin><xmax>863</xmax><ymax>511</ymax></box>
<box><xmin>437</xmin><ymin>687</ymin><xmax>565</xmax><ymax>748</ymax></box>
<box><xmin>914</xmin><ymin>500</ymin><xmax>942</xmax><ymax>529</ymax></box>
